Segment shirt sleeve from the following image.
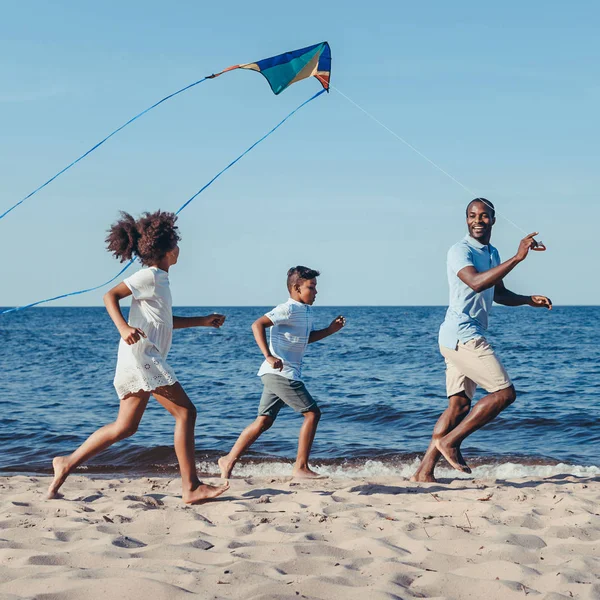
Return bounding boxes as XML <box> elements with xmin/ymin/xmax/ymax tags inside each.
<box><xmin>447</xmin><ymin>243</ymin><xmax>474</xmax><ymax>275</ymax></box>
<box><xmin>265</xmin><ymin>303</ymin><xmax>291</xmax><ymax>326</ymax></box>
<box><xmin>123</xmin><ymin>269</ymin><xmax>155</xmax><ymax>300</ymax></box>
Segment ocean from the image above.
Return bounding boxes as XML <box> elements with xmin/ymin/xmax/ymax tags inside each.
<box><xmin>1</xmin><ymin>306</ymin><xmax>599</xmax><ymax>479</ymax></box>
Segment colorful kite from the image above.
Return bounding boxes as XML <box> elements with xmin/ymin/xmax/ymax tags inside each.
<box><xmin>208</xmin><ymin>41</ymin><xmax>331</xmax><ymax>95</ymax></box>
<box><xmin>0</xmin><ymin>42</ymin><xmax>331</xmax><ymax>222</ymax></box>
<box><xmin>1</xmin><ymin>42</ymin><xmax>331</xmax><ymax>314</ymax></box>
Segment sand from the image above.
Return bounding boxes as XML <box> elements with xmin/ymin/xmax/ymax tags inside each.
<box><xmin>0</xmin><ymin>472</ymin><xmax>598</xmax><ymax>600</ymax></box>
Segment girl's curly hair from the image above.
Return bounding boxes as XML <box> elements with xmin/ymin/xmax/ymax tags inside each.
<box><xmin>106</xmin><ymin>210</ymin><xmax>180</xmax><ymax>265</ymax></box>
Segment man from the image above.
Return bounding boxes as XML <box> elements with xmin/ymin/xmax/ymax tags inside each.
<box><xmin>412</xmin><ymin>198</ymin><xmax>552</xmax><ymax>482</ymax></box>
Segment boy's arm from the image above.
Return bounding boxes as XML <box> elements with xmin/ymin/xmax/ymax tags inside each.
<box><xmin>308</xmin><ymin>316</ymin><xmax>346</xmax><ymax>344</ymax></box>
<box><xmin>252</xmin><ymin>315</ymin><xmax>283</xmax><ymax>371</ymax></box>
<box><xmin>103</xmin><ymin>282</ymin><xmax>146</xmax><ymax>345</ymax></box>
<box><xmin>493</xmin><ymin>280</ymin><xmax>552</xmax><ymax>309</ymax></box>
<box><xmin>173</xmin><ymin>314</ymin><xmax>226</xmax><ymax>329</ymax></box>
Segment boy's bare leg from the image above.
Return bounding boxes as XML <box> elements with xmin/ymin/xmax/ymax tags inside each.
<box><xmin>435</xmin><ymin>385</ymin><xmax>517</xmax><ymax>473</ymax></box>
<box><xmin>292</xmin><ymin>408</ymin><xmax>323</xmax><ymax>479</ymax></box>
<box><xmin>153</xmin><ymin>383</ymin><xmax>229</xmax><ymax>504</ymax></box>
<box><xmin>48</xmin><ymin>393</ymin><xmax>150</xmax><ymax>498</ymax></box>
<box><xmin>218</xmin><ymin>416</ymin><xmax>274</xmax><ymax>479</ymax></box>
<box><xmin>411</xmin><ymin>393</ymin><xmax>471</xmax><ymax>483</ymax></box>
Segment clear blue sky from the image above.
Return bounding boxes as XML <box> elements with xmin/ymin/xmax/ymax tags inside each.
<box><xmin>1</xmin><ymin>1</ymin><xmax>597</xmax><ymax>307</ymax></box>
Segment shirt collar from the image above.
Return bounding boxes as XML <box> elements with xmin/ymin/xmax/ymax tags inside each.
<box><xmin>287</xmin><ymin>298</ymin><xmax>306</xmax><ymax>307</ymax></box>
<box><xmin>464</xmin><ymin>233</ymin><xmax>489</xmax><ymax>251</ymax></box>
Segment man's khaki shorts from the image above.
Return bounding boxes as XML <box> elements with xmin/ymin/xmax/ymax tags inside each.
<box><xmin>439</xmin><ymin>338</ymin><xmax>512</xmax><ymax>399</ymax></box>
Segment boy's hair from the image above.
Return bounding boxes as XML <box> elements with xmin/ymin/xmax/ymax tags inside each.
<box><xmin>466</xmin><ymin>197</ymin><xmax>495</xmax><ymax>218</ymax></box>
<box><xmin>106</xmin><ymin>210</ymin><xmax>181</xmax><ymax>265</ymax></box>
<box><xmin>287</xmin><ymin>265</ymin><xmax>320</xmax><ymax>292</ymax></box>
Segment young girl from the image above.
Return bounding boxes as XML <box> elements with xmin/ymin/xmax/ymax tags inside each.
<box><xmin>48</xmin><ymin>210</ymin><xmax>229</xmax><ymax>504</ymax></box>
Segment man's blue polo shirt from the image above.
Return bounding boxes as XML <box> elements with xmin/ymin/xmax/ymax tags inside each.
<box><xmin>439</xmin><ymin>234</ymin><xmax>501</xmax><ymax>349</ymax></box>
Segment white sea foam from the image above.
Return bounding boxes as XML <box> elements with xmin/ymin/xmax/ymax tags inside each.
<box><xmin>198</xmin><ymin>458</ymin><xmax>600</xmax><ymax>480</ymax></box>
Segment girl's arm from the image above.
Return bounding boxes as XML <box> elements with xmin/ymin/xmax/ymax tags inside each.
<box><xmin>103</xmin><ymin>282</ymin><xmax>146</xmax><ymax>345</ymax></box>
<box><xmin>173</xmin><ymin>314</ymin><xmax>226</xmax><ymax>329</ymax></box>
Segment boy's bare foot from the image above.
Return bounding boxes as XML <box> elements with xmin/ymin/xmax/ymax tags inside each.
<box><xmin>47</xmin><ymin>456</ymin><xmax>71</xmax><ymax>499</ymax></box>
<box><xmin>434</xmin><ymin>439</ymin><xmax>472</xmax><ymax>474</ymax></box>
<box><xmin>292</xmin><ymin>466</ymin><xmax>327</xmax><ymax>479</ymax></box>
<box><xmin>183</xmin><ymin>482</ymin><xmax>229</xmax><ymax>505</ymax></box>
<box><xmin>410</xmin><ymin>472</ymin><xmax>437</xmax><ymax>483</ymax></box>
<box><xmin>218</xmin><ymin>456</ymin><xmax>235</xmax><ymax>480</ymax></box>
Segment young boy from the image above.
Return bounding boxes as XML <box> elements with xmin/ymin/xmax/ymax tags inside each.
<box><xmin>218</xmin><ymin>266</ymin><xmax>345</xmax><ymax>479</ymax></box>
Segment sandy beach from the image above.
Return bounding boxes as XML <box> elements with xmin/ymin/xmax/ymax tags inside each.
<box><xmin>1</xmin><ymin>472</ymin><xmax>598</xmax><ymax>600</ymax></box>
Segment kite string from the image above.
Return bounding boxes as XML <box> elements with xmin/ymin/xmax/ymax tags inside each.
<box><xmin>0</xmin><ymin>77</ymin><xmax>208</xmax><ymax>221</ymax></box>
<box><xmin>1</xmin><ymin>88</ymin><xmax>326</xmax><ymax>315</ymax></box>
<box><xmin>330</xmin><ymin>84</ymin><xmax>529</xmax><ymax>236</ymax></box>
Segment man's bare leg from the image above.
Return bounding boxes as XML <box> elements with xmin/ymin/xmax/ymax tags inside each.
<box><xmin>48</xmin><ymin>393</ymin><xmax>150</xmax><ymax>498</ymax></box>
<box><xmin>292</xmin><ymin>408</ymin><xmax>323</xmax><ymax>479</ymax></box>
<box><xmin>436</xmin><ymin>385</ymin><xmax>517</xmax><ymax>473</ymax></box>
<box><xmin>153</xmin><ymin>383</ymin><xmax>229</xmax><ymax>504</ymax></box>
<box><xmin>411</xmin><ymin>393</ymin><xmax>472</xmax><ymax>482</ymax></box>
<box><xmin>218</xmin><ymin>416</ymin><xmax>274</xmax><ymax>479</ymax></box>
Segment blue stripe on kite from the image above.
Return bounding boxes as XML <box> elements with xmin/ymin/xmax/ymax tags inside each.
<box><xmin>0</xmin><ymin>88</ymin><xmax>327</xmax><ymax>315</ymax></box>
<box><xmin>254</xmin><ymin>42</ymin><xmax>325</xmax><ymax>72</ymax></box>
<box><xmin>0</xmin><ymin>78</ymin><xmax>208</xmax><ymax>222</ymax></box>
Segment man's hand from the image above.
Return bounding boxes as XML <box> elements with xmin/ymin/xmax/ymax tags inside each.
<box><xmin>328</xmin><ymin>315</ymin><xmax>346</xmax><ymax>334</ymax></box>
<box><xmin>266</xmin><ymin>356</ymin><xmax>283</xmax><ymax>371</ymax></box>
<box><xmin>516</xmin><ymin>232</ymin><xmax>542</xmax><ymax>261</ymax></box>
<box><xmin>119</xmin><ymin>325</ymin><xmax>146</xmax><ymax>345</ymax></box>
<box><xmin>206</xmin><ymin>314</ymin><xmax>226</xmax><ymax>328</ymax></box>
<box><xmin>528</xmin><ymin>295</ymin><xmax>552</xmax><ymax>310</ymax></box>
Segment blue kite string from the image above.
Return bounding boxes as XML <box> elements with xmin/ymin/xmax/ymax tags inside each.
<box><xmin>1</xmin><ymin>259</ymin><xmax>135</xmax><ymax>315</ymax></box>
<box><xmin>176</xmin><ymin>88</ymin><xmax>325</xmax><ymax>215</ymax></box>
<box><xmin>0</xmin><ymin>78</ymin><xmax>208</xmax><ymax>221</ymax></box>
<box><xmin>1</xmin><ymin>88</ymin><xmax>326</xmax><ymax>315</ymax></box>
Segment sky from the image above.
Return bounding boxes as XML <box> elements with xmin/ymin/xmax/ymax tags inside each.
<box><xmin>1</xmin><ymin>1</ymin><xmax>598</xmax><ymax>308</ymax></box>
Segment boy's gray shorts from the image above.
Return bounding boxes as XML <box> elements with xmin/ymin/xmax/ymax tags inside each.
<box><xmin>258</xmin><ymin>374</ymin><xmax>319</xmax><ymax>420</ymax></box>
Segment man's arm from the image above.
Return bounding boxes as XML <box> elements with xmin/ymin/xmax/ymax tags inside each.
<box><xmin>494</xmin><ymin>280</ymin><xmax>552</xmax><ymax>309</ymax></box>
<box><xmin>458</xmin><ymin>232</ymin><xmax>539</xmax><ymax>293</ymax></box>
<box><xmin>251</xmin><ymin>315</ymin><xmax>283</xmax><ymax>371</ymax></box>
<box><xmin>308</xmin><ymin>316</ymin><xmax>346</xmax><ymax>343</ymax></box>
<box><xmin>173</xmin><ymin>314</ymin><xmax>226</xmax><ymax>330</ymax></box>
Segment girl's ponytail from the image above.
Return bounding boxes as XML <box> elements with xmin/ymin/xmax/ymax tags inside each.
<box><xmin>105</xmin><ymin>211</ymin><xmax>140</xmax><ymax>262</ymax></box>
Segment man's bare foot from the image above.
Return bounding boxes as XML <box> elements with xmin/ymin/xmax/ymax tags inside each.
<box><xmin>410</xmin><ymin>471</ymin><xmax>437</xmax><ymax>483</ymax></box>
<box><xmin>47</xmin><ymin>456</ymin><xmax>71</xmax><ymax>499</ymax></box>
<box><xmin>434</xmin><ymin>439</ymin><xmax>472</xmax><ymax>474</ymax></box>
<box><xmin>292</xmin><ymin>466</ymin><xmax>326</xmax><ymax>479</ymax></box>
<box><xmin>183</xmin><ymin>482</ymin><xmax>229</xmax><ymax>505</ymax></box>
<box><xmin>218</xmin><ymin>456</ymin><xmax>235</xmax><ymax>480</ymax></box>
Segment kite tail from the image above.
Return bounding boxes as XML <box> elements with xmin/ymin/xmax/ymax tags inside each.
<box><xmin>0</xmin><ymin>78</ymin><xmax>208</xmax><ymax>221</ymax></box>
<box><xmin>1</xmin><ymin>88</ymin><xmax>326</xmax><ymax>315</ymax></box>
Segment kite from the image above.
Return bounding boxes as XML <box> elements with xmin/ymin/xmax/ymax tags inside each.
<box><xmin>208</xmin><ymin>41</ymin><xmax>331</xmax><ymax>95</ymax></box>
<box><xmin>1</xmin><ymin>42</ymin><xmax>331</xmax><ymax>314</ymax></box>
<box><xmin>0</xmin><ymin>42</ymin><xmax>331</xmax><ymax>222</ymax></box>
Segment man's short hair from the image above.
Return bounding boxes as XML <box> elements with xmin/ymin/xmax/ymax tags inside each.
<box><xmin>466</xmin><ymin>197</ymin><xmax>495</xmax><ymax>218</ymax></box>
<box><xmin>287</xmin><ymin>266</ymin><xmax>320</xmax><ymax>292</ymax></box>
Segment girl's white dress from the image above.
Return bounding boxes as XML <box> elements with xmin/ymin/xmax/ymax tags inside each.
<box><xmin>113</xmin><ymin>267</ymin><xmax>178</xmax><ymax>399</ymax></box>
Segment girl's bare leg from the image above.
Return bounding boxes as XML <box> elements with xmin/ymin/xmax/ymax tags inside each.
<box><xmin>48</xmin><ymin>393</ymin><xmax>150</xmax><ymax>498</ymax></box>
<box><xmin>152</xmin><ymin>383</ymin><xmax>229</xmax><ymax>504</ymax></box>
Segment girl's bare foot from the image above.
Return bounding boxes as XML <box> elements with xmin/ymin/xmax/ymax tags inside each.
<box><xmin>47</xmin><ymin>456</ymin><xmax>71</xmax><ymax>499</ymax></box>
<box><xmin>434</xmin><ymin>439</ymin><xmax>472</xmax><ymax>474</ymax></box>
<box><xmin>218</xmin><ymin>456</ymin><xmax>235</xmax><ymax>480</ymax></box>
<box><xmin>182</xmin><ymin>482</ymin><xmax>229</xmax><ymax>505</ymax></box>
<box><xmin>292</xmin><ymin>466</ymin><xmax>326</xmax><ymax>479</ymax></box>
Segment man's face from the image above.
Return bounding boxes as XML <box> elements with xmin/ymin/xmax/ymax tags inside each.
<box><xmin>296</xmin><ymin>278</ymin><xmax>318</xmax><ymax>305</ymax></box>
<box><xmin>467</xmin><ymin>202</ymin><xmax>495</xmax><ymax>242</ymax></box>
